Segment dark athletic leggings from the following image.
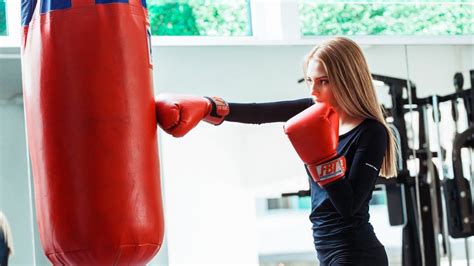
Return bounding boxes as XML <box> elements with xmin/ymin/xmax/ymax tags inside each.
<box><xmin>317</xmin><ymin>245</ymin><xmax>388</xmax><ymax>266</ymax></box>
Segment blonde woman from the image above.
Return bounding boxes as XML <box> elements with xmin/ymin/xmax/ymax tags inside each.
<box><xmin>155</xmin><ymin>36</ymin><xmax>397</xmax><ymax>265</ymax></box>
<box><xmin>0</xmin><ymin>211</ymin><xmax>14</xmax><ymax>266</ymax></box>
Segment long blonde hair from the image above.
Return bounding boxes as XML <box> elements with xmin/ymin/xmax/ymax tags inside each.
<box><xmin>304</xmin><ymin>37</ymin><xmax>397</xmax><ymax>178</ymax></box>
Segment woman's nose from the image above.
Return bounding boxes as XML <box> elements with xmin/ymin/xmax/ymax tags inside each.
<box><xmin>310</xmin><ymin>85</ymin><xmax>319</xmax><ymax>95</ymax></box>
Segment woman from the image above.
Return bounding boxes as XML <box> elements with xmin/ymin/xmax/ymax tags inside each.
<box><xmin>0</xmin><ymin>211</ymin><xmax>14</xmax><ymax>266</ymax></box>
<box><xmin>156</xmin><ymin>36</ymin><xmax>397</xmax><ymax>265</ymax></box>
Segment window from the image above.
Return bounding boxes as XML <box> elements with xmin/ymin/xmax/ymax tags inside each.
<box><xmin>299</xmin><ymin>0</ymin><xmax>473</xmax><ymax>36</ymax></box>
<box><xmin>0</xmin><ymin>0</ymin><xmax>6</xmax><ymax>36</ymax></box>
<box><xmin>369</xmin><ymin>190</ymin><xmax>387</xmax><ymax>205</ymax></box>
<box><xmin>263</xmin><ymin>196</ymin><xmax>311</xmax><ymax>212</ymax></box>
<box><xmin>148</xmin><ymin>0</ymin><xmax>252</xmax><ymax>36</ymax></box>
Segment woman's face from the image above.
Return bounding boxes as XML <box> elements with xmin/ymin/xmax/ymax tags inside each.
<box><xmin>305</xmin><ymin>59</ymin><xmax>337</xmax><ymax>107</ymax></box>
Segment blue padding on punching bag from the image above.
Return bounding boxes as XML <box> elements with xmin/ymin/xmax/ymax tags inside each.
<box><xmin>96</xmin><ymin>0</ymin><xmax>129</xmax><ymax>4</ymax></box>
<box><xmin>40</xmin><ymin>0</ymin><xmax>72</xmax><ymax>14</ymax></box>
<box><xmin>21</xmin><ymin>0</ymin><xmax>37</xmax><ymax>26</ymax></box>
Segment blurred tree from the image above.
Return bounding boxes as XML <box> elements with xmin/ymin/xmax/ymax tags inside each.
<box><xmin>149</xmin><ymin>2</ymin><xmax>200</xmax><ymax>36</ymax></box>
<box><xmin>0</xmin><ymin>0</ymin><xmax>6</xmax><ymax>36</ymax></box>
<box><xmin>148</xmin><ymin>0</ymin><xmax>250</xmax><ymax>36</ymax></box>
<box><xmin>300</xmin><ymin>2</ymin><xmax>473</xmax><ymax>36</ymax></box>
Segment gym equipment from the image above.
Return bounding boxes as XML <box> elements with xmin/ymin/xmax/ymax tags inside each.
<box><xmin>443</xmin><ymin>126</ymin><xmax>474</xmax><ymax>238</ymax></box>
<box><xmin>376</xmin><ymin>72</ymin><xmax>474</xmax><ymax>266</ymax></box>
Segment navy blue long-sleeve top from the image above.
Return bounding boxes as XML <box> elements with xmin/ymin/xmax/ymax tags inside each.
<box><xmin>226</xmin><ymin>98</ymin><xmax>388</xmax><ymax>249</ymax></box>
<box><xmin>0</xmin><ymin>230</ymin><xmax>8</xmax><ymax>266</ymax></box>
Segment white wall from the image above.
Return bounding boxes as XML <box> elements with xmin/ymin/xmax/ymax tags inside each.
<box><xmin>154</xmin><ymin>45</ymin><xmax>473</xmax><ymax>100</ymax></box>
<box><xmin>0</xmin><ymin>103</ymin><xmax>33</xmax><ymax>265</ymax></box>
<box><xmin>365</xmin><ymin>45</ymin><xmax>473</xmax><ymax>97</ymax></box>
<box><xmin>152</xmin><ymin>44</ymin><xmax>473</xmax><ymax>264</ymax></box>
<box><xmin>0</xmin><ymin>103</ymin><xmax>50</xmax><ymax>265</ymax></box>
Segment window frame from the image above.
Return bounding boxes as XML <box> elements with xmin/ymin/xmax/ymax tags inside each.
<box><xmin>0</xmin><ymin>0</ymin><xmax>472</xmax><ymax>48</ymax></box>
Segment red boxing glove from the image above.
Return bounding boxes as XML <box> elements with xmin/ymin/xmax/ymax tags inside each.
<box><xmin>155</xmin><ymin>94</ymin><xmax>229</xmax><ymax>137</ymax></box>
<box><xmin>284</xmin><ymin>102</ymin><xmax>346</xmax><ymax>187</ymax></box>
<box><xmin>203</xmin><ymin>96</ymin><xmax>230</xmax><ymax>125</ymax></box>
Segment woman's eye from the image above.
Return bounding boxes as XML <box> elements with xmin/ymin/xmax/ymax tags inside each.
<box><xmin>320</xmin><ymin>80</ymin><xmax>328</xmax><ymax>85</ymax></box>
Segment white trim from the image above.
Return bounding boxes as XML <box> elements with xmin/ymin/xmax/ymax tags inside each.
<box><xmin>0</xmin><ymin>53</ymin><xmax>20</xmax><ymax>59</ymax></box>
<box><xmin>2</xmin><ymin>32</ymin><xmax>473</xmax><ymax>48</ymax></box>
<box><xmin>279</xmin><ymin>0</ymin><xmax>301</xmax><ymax>41</ymax></box>
<box><xmin>149</xmin><ymin>35</ymin><xmax>474</xmax><ymax>46</ymax></box>
<box><xmin>249</xmin><ymin>0</ymin><xmax>298</xmax><ymax>41</ymax></box>
<box><xmin>0</xmin><ymin>36</ymin><xmax>20</xmax><ymax>47</ymax></box>
<box><xmin>248</xmin><ymin>0</ymin><xmax>268</xmax><ymax>40</ymax></box>
<box><xmin>301</xmin><ymin>35</ymin><xmax>474</xmax><ymax>45</ymax></box>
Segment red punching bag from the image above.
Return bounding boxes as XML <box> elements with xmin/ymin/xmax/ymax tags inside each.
<box><xmin>21</xmin><ymin>0</ymin><xmax>164</xmax><ymax>264</ymax></box>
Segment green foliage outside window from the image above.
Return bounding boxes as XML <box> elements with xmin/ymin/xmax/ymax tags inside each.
<box><xmin>300</xmin><ymin>1</ymin><xmax>473</xmax><ymax>36</ymax></box>
<box><xmin>148</xmin><ymin>0</ymin><xmax>251</xmax><ymax>36</ymax></box>
<box><xmin>0</xmin><ymin>0</ymin><xmax>6</xmax><ymax>36</ymax></box>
